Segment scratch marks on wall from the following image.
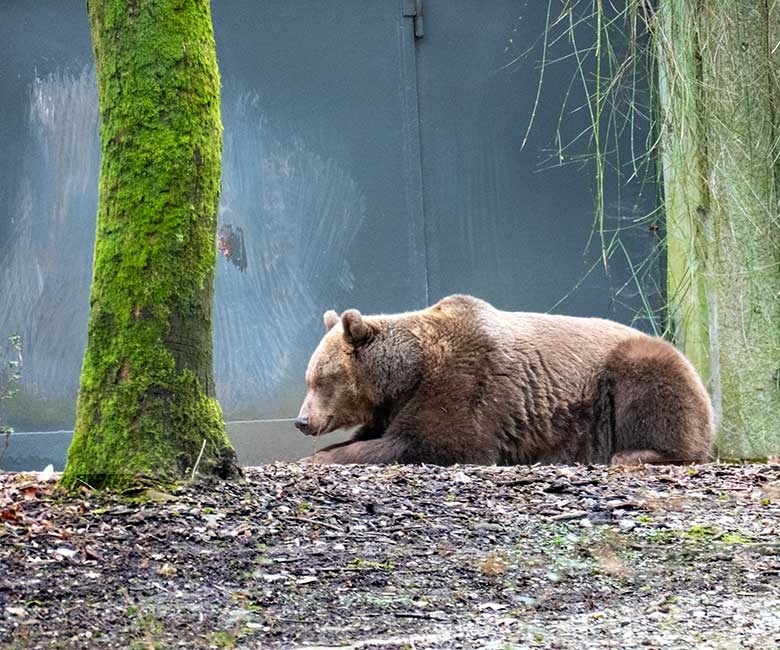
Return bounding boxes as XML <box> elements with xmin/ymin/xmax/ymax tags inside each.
<box><xmin>0</xmin><ymin>67</ymin><xmax>100</xmax><ymax>427</ymax></box>
<box><xmin>215</xmin><ymin>89</ymin><xmax>367</xmax><ymax>418</ymax></box>
<box><xmin>0</xmin><ymin>72</ymin><xmax>368</xmax><ymax>429</ymax></box>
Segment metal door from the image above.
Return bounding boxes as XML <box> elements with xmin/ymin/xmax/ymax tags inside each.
<box><xmin>413</xmin><ymin>1</ymin><xmax>659</xmax><ymax>321</ymax></box>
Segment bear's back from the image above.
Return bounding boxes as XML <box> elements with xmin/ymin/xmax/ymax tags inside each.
<box><xmin>431</xmin><ymin>293</ymin><xmax>648</xmax><ymax>372</ymax></box>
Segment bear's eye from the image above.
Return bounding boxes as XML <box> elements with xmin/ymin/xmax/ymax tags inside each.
<box><xmin>315</xmin><ymin>370</ymin><xmax>338</xmax><ymax>385</ymax></box>
<box><xmin>320</xmin><ymin>385</ymin><xmax>334</xmax><ymax>399</ymax></box>
<box><xmin>311</xmin><ymin>377</ymin><xmax>333</xmax><ymax>393</ymax></box>
<box><xmin>310</xmin><ymin>381</ymin><xmax>333</xmax><ymax>400</ymax></box>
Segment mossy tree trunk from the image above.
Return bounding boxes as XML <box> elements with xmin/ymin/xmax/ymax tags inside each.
<box><xmin>63</xmin><ymin>0</ymin><xmax>240</xmax><ymax>488</ymax></box>
<box><xmin>660</xmin><ymin>0</ymin><xmax>780</xmax><ymax>458</ymax></box>
<box><xmin>657</xmin><ymin>0</ymin><xmax>711</xmax><ymax>386</ymax></box>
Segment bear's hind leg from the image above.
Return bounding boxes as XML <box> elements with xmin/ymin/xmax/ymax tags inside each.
<box><xmin>610</xmin><ymin>449</ymin><xmax>680</xmax><ymax>466</ymax></box>
<box><xmin>607</xmin><ymin>337</ymin><xmax>714</xmax><ymax>465</ymax></box>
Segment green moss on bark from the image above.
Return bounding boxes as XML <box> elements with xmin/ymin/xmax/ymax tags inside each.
<box><xmin>63</xmin><ymin>0</ymin><xmax>239</xmax><ymax>489</ymax></box>
<box><xmin>700</xmin><ymin>2</ymin><xmax>780</xmax><ymax>458</ymax></box>
<box><xmin>658</xmin><ymin>0</ymin><xmax>711</xmax><ymax>386</ymax></box>
<box><xmin>660</xmin><ymin>0</ymin><xmax>780</xmax><ymax>458</ymax></box>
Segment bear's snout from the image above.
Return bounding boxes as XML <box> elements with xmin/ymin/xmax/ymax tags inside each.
<box><xmin>294</xmin><ymin>416</ymin><xmax>310</xmax><ymax>433</ymax></box>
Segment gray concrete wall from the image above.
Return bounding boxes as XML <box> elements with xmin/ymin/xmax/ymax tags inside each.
<box><xmin>0</xmin><ymin>2</ymin><xmax>660</xmax><ymax>470</ymax></box>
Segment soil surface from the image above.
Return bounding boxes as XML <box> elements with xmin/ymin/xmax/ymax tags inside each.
<box><xmin>1</xmin><ymin>463</ymin><xmax>780</xmax><ymax>649</ymax></box>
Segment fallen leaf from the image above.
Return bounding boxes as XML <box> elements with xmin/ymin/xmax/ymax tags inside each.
<box><xmin>20</xmin><ymin>484</ymin><xmax>41</xmax><ymax>500</ymax></box>
<box><xmin>158</xmin><ymin>562</ymin><xmax>177</xmax><ymax>577</ymax></box>
<box><xmin>1</xmin><ymin>507</ymin><xmax>19</xmax><ymax>523</ymax></box>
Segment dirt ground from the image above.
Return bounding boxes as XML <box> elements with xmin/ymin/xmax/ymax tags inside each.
<box><xmin>1</xmin><ymin>462</ymin><xmax>780</xmax><ymax>649</ymax></box>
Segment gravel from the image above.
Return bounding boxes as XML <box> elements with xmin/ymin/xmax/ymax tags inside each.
<box><xmin>1</xmin><ymin>462</ymin><xmax>779</xmax><ymax>649</ymax></box>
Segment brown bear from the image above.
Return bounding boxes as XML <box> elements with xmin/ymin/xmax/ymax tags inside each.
<box><xmin>295</xmin><ymin>294</ymin><xmax>714</xmax><ymax>466</ymax></box>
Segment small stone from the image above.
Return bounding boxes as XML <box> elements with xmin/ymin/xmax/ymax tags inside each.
<box><xmin>53</xmin><ymin>547</ymin><xmax>78</xmax><ymax>560</ymax></box>
<box><xmin>261</xmin><ymin>573</ymin><xmax>285</xmax><ymax>582</ymax></box>
<box><xmin>477</xmin><ymin>602</ymin><xmax>507</xmax><ymax>611</ymax></box>
<box><xmin>618</xmin><ymin>519</ymin><xmax>636</xmax><ymax>532</ymax></box>
<box><xmin>38</xmin><ymin>464</ymin><xmax>55</xmax><ymax>482</ymax></box>
<box><xmin>142</xmin><ymin>488</ymin><xmax>176</xmax><ymax>502</ymax></box>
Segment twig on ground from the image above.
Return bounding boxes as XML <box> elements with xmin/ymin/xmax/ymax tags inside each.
<box><xmin>191</xmin><ymin>439</ymin><xmax>207</xmax><ymax>482</ymax></box>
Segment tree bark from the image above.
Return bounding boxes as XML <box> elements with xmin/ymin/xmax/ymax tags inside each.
<box><xmin>63</xmin><ymin>0</ymin><xmax>239</xmax><ymax>488</ymax></box>
<box><xmin>700</xmin><ymin>1</ymin><xmax>780</xmax><ymax>458</ymax></box>
<box><xmin>661</xmin><ymin>0</ymin><xmax>780</xmax><ymax>458</ymax></box>
<box><xmin>658</xmin><ymin>0</ymin><xmax>712</xmax><ymax>388</ymax></box>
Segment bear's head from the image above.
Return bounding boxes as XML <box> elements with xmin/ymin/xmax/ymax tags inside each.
<box><xmin>295</xmin><ymin>308</ymin><xmax>422</xmax><ymax>437</ymax></box>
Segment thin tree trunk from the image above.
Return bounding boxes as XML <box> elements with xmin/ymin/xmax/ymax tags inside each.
<box><xmin>662</xmin><ymin>0</ymin><xmax>780</xmax><ymax>458</ymax></box>
<box><xmin>700</xmin><ymin>0</ymin><xmax>780</xmax><ymax>458</ymax></box>
<box><xmin>658</xmin><ymin>0</ymin><xmax>712</xmax><ymax>389</ymax></box>
<box><xmin>63</xmin><ymin>0</ymin><xmax>239</xmax><ymax>488</ymax></box>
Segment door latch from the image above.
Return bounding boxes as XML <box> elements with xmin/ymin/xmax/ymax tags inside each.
<box><xmin>403</xmin><ymin>0</ymin><xmax>424</xmax><ymax>39</ymax></box>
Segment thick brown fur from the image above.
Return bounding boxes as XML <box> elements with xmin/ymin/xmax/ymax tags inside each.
<box><xmin>295</xmin><ymin>295</ymin><xmax>714</xmax><ymax>466</ymax></box>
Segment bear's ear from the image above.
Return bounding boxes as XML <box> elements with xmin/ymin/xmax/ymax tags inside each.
<box><xmin>341</xmin><ymin>309</ymin><xmax>373</xmax><ymax>348</ymax></box>
<box><xmin>323</xmin><ymin>309</ymin><xmax>340</xmax><ymax>331</ymax></box>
